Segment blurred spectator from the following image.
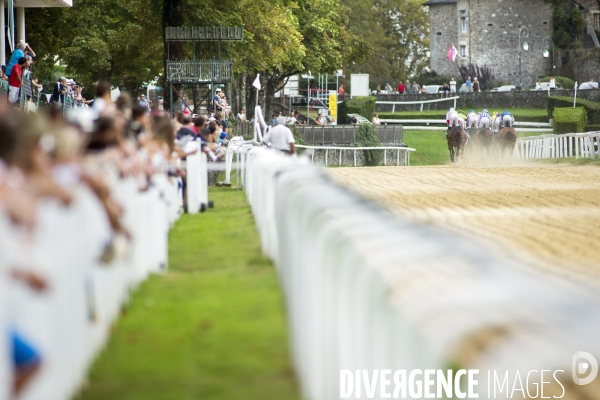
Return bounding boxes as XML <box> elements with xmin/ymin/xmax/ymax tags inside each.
<box><xmin>8</xmin><ymin>57</ymin><xmax>26</xmax><ymax>104</ymax></box>
<box><xmin>412</xmin><ymin>81</ymin><xmax>420</xmax><ymax>94</ymax></box>
<box><xmin>181</xmin><ymin>94</ymin><xmax>189</xmax><ymax>112</ymax></box>
<box><xmin>376</xmin><ymin>84</ymin><xmax>381</xmax><ymax>95</ymax></box>
<box><xmin>372</xmin><ymin>113</ymin><xmax>381</xmax><ymax>125</ymax></box>
<box><xmin>473</xmin><ymin>77</ymin><xmax>480</xmax><ymax>93</ymax></box>
<box><xmin>405</xmin><ymin>79</ymin><xmax>411</xmax><ymax>94</ymax></box>
<box><xmin>6</xmin><ymin>41</ymin><xmax>33</xmax><ymax>77</ymax></box>
<box><xmin>237</xmin><ymin>109</ymin><xmax>247</xmax><ymax>121</ymax></box>
<box><xmin>52</xmin><ymin>77</ymin><xmax>67</xmax><ymax>104</ymax></box>
<box><xmin>326</xmin><ymin>110</ymin><xmax>335</xmax><ymax>125</ymax></box>
<box><xmin>338</xmin><ymin>84</ymin><xmax>345</xmax><ymax>100</ymax></box>
<box><xmin>450</xmin><ymin>78</ymin><xmax>457</xmax><ymax>93</ymax></box>
<box><xmin>441</xmin><ymin>82</ymin><xmax>450</xmax><ymax>98</ymax></box>
<box><xmin>385</xmin><ymin>83</ymin><xmax>392</xmax><ymax>99</ymax></box>
<box><xmin>262</xmin><ymin>116</ymin><xmax>296</xmax><ymax>154</ymax></box>
<box><xmin>348</xmin><ymin>115</ymin><xmax>358</xmax><ymax>125</ymax></box>
<box><xmin>139</xmin><ymin>94</ymin><xmax>149</xmax><ymax>109</ymax></box>
<box><xmin>397</xmin><ymin>81</ymin><xmax>405</xmax><ymax>94</ymax></box>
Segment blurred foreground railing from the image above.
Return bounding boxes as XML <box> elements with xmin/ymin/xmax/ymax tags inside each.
<box><xmin>0</xmin><ymin>170</ymin><xmax>182</xmax><ymax>400</ymax></box>
<box><xmin>243</xmin><ymin>147</ymin><xmax>600</xmax><ymax>400</ymax></box>
<box><xmin>515</xmin><ymin>131</ymin><xmax>600</xmax><ymax>160</ymax></box>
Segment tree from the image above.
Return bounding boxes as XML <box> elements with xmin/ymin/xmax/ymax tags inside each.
<box><xmin>27</xmin><ymin>0</ymin><xmax>163</xmax><ymax>95</ymax></box>
<box><xmin>341</xmin><ymin>0</ymin><xmax>429</xmax><ymax>86</ymax></box>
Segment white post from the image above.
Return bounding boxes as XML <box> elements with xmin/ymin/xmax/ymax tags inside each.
<box><xmin>573</xmin><ymin>81</ymin><xmax>578</xmax><ymax>108</ymax></box>
<box><xmin>0</xmin><ymin>0</ymin><xmax>5</xmax><ymax>65</ymax></box>
<box><xmin>16</xmin><ymin>7</ymin><xmax>24</xmax><ymax>44</ymax></box>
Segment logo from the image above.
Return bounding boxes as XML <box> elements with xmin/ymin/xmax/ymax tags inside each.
<box><xmin>572</xmin><ymin>352</ymin><xmax>598</xmax><ymax>385</ymax></box>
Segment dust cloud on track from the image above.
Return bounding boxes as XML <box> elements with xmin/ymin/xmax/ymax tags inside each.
<box><xmin>328</xmin><ymin>164</ymin><xmax>600</xmax><ymax>291</ymax></box>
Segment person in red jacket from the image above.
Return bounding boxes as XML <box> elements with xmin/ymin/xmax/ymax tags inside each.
<box><xmin>8</xmin><ymin>57</ymin><xmax>26</xmax><ymax>104</ymax></box>
<box><xmin>397</xmin><ymin>81</ymin><xmax>405</xmax><ymax>94</ymax></box>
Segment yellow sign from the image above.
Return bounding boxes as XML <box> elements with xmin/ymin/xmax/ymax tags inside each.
<box><xmin>329</xmin><ymin>92</ymin><xmax>337</xmax><ymax>123</ymax></box>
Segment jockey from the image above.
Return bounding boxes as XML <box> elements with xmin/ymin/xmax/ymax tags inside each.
<box><xmin>501</xmin><ymin>109</ymin><xmax>514</xmax><ymax>128</ymax></box>
<box><xmin>457</xmin><ymin>111</ymin><xmax>467</xmax><ymax>127</ymax></box>
<box><xmin>446</xmin><ymin>107</ymin><xmax>460</xmax><ymax>128</ymax></box>
<box><xmin>478</xmin><ymin>109</ymin><xmax>491</xmax><ymax>129</ymax></box>
<box><xmin>491</xmin><ymin>111</ymin><xmax>501</xmax><ymax>134</ymax></box>
<box><xmin>467</xmin><ymin>109</ymin><xmax>479</xmax><ymax>128</ymax></box>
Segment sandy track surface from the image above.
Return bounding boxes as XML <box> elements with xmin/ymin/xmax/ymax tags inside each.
<box><xmin>328</xmin><ymin>164</ymin><xmax>600</xmax><ymax>290</ymax></box>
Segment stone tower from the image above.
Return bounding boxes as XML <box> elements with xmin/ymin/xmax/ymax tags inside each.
<box><xmin>423</xmin><ymin>0</ymin><xmax>554</xmax><ymax>87</ymax></box>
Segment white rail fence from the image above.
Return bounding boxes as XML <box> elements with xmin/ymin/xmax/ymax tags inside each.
<box><xmin>243</xmin><ymin>147</ymin><xmax>600</xmax><ymax>400</ymax></box>
<box><xmin>380</xmin><ymin>119</ymin><xmax>552</xmax><ymax>133</ymax></box>
<box><xmin>515</xmin><ymin>131</ymin><xmax>600</xmax><ymax>160</ymax></box>
<box><xmin>296</xmin><ymin>145</ymin><xmax>416</xmax><ymax>167</ymax></box>
<box><xmin>1</xmin><ymin>170</ymin><xmax>181</xmax><ymax>400</ymax></box>
<box><xmin>377</xmin><ymin>96</ymin><xmax>460</xmax><ymax>112</ymax></box>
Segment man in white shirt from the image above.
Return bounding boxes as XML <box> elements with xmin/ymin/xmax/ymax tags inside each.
<box><xmin>450</xmin><ymin>78</ymin><xmax>457</xmax><ymax>93</ymax></box>
<box><xmin>549</xmin><ymin>77</ymin><xmax>556</xmax><ymax>90</ymax></box>
<box><xmin>263</xmin><ymin>117</ymin><xmax>296</xmax><ymax>154</ymax></box>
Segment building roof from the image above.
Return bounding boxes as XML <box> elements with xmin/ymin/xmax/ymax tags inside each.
<box><xmin>422</xmin><ymin>0</ymin><xmax>457</xmax><ymax>6</ymax></box>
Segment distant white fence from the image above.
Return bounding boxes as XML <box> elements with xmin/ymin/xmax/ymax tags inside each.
<box><xmin>515</xmin><ymin>131</ymin><xmax>600</xmax><ymax>160</ymax></box>
<box><xmin>296</xmin><ymin>145</ymin><xmax>415</xmax><ymax>167</ymax></box>
<box><xmin>243</xmin><ymin>147</ymin><xmax>600</xmax><ymax>400</ymax></box>
<box><xmin>1</xmin><ymin>170</ymin><xmax>181</xmax><ymax>400</ymax></box>
<box><xmin>377</xmin><ymin>96</ymin><xmax>460</xmax><ymax>112</ymax></box>
<box><xmin>380</xmin><ymin>119</ymin><xmax>552</xmax><ymax>133</ymax></box>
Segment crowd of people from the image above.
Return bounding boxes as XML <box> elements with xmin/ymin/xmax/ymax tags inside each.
<box><xmin>0</xmin><ymin>79</ymin><xmax>252</xmax><ymax>395</ymax></box>
<box><xmin>1</xmin><ymin>41</ymin><xmax>40</xmax><ymax>104</ymax></box>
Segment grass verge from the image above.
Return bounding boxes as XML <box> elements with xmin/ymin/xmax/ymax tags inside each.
<box><xmin>76</xmin><ymin>188</ymin><xmax>300</xmax><ymax>400</ymax></box>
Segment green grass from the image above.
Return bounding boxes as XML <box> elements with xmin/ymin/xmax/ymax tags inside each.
<box><xmin>403</xmin><ymin>129</ymin><xmax>546</xmax><ymax>166</ymax></box>
<box><xmin>76</xmin><ymin>188</ymin><xmax>300</xmax><ymax>400</ymax></box>
<box><xmin>379</xmin><ymin>108</ymin><xmax>549</xmax><ymax>123</ymax></box>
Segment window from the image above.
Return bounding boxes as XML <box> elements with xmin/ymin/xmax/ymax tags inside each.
<box><xmin>460</xmin><ymin>10</ymin><xmax>467</xmax><ymax>33</ymax></box>
<box><xmin>460</xmin><ymin>45</ymin><xmax>467</xmax><ymax>57</ymax></box>
<box><xmin>594</xmin><ymin>13</ymin><xmax>600</xmax><ymax>29</ymax></box>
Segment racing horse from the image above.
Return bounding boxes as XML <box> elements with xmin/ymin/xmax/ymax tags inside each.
<box><xmin>470</xmin><ymin>127</ymin><xmax>493</xmax><ymax>157</ymax></box>
<box><xmin>496</xmin><ymin>127</ymin><xmax>517</xmax><ymax>158</ymax></box>
<box><xmin>447</xmin><ymin>125</ymin><xmax>469</xmax><ymax>163</ymax></box>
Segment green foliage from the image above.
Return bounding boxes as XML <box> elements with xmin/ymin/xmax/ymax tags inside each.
<box><xmin>553</xmin><ymin>107</ymin><xmax>586</xmax><ymax>134</ymax></box>
<box><xmin>584</xmin><ymin>125</ymin><xmax>600</xmax><ymax>132</ymax></box>
<box><xmin>547</xmin><ymin>96</ymin><xmax>600</xmax><ymax>124</ymax></box>
<box><xmin>27</xmin><ymin>0</ymin><xmax>163</xmax><ymax>94</ymax></box>
<box><xmin>342</xmin><ymin>0</ymin><xmax>429</xmax><ymax>83</ymax></box>
<box><xmin>540</xmin><ymin>76</ymin><xmax>575</xmax><ymax>89</ymax></box>
<box><xmin>355</xmin><ymin>123</ymin><xmax>382</xmax><ymax>166</ymax></box>
<box><xmin>549</xmin><ymin>0</ymin><xmax>586</xmax><ymax>50</ymax></box>
<box><xmin>344</xmin><ymin>96</ymin><xmax>376</xmax><ymax>121</ymax></box>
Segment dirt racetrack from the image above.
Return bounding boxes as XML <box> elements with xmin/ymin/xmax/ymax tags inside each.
<box><xmin>328</xmin><ymin>164</ymin><xmax>600</xmax><ymax>291</ymax></box>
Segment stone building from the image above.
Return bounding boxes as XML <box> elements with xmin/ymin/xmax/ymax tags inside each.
<box><xmin>423</xmin><ymin>0</ymin><xmax>555</xmax><ymax>87</ymax></box>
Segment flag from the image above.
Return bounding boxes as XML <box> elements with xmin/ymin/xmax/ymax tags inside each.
<box><xmin>417</xmin><ymin>29</ymin><xmax>425</xmax><ymax>42</ymax></box>
<box><xmin>447</xmin><ymin>46</ymin><xmax>454</xmax><ymax>61</ymax></box>
<box><xmin>252</xmin><ymin>74</ymin><xmax>261</xmax><ymax>90</ymax></box>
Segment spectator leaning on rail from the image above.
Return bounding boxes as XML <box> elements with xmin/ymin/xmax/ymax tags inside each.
<box><xmin>5</xmin><ymin>41</ymin><xmax>34</xmax><ymax>78</ymax></box>
<box><xmin>262</xmin><ymin>116</ymin><xmax>296</xmax><ymax>155</ymax></box>
<box><xmin>52</xmin><ymin>77</ymin><xmax>67</xmax><ymax>104</ymax></box>
<box><xmin>7</xmin><ymin>58</ymin><xmax>27</xmax><ymax>104</ymax></box>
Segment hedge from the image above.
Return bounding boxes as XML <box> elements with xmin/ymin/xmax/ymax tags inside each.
<box><xmin>584</xmin><ymin>124</ymin><xmax>600</xmax><ymax>132</ymax></box>
<box><xmin>339</xmin><ymin>96</ymin><xmax>376</xmax><ymax>124</ymax></box>
<box><xmin>547</xmin><ymin>96</ymin><xmax>600</xmax><ymax>124</ymax></box>
<box><xmin>355</xmin><ymin>123</ymin><xmax>382</xmax><ymax>166</ymax></box>
<box><xmin>553</xmin><ymin>107</ymin><xmax>586</xmax><ymax>134</ymax></box>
